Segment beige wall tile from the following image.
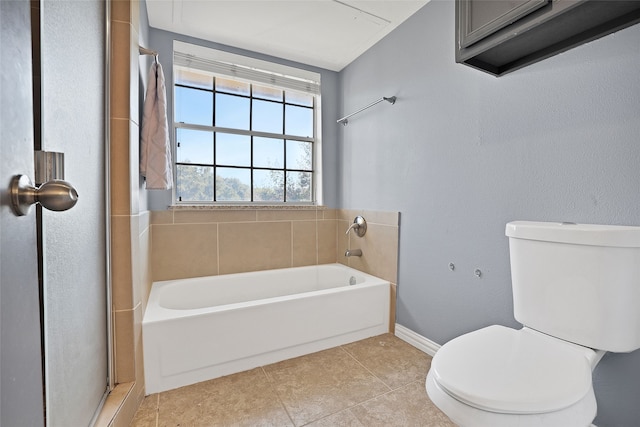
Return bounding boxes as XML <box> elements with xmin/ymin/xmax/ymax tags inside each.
<box><xmin>114</xmin><ymin>309</ymin><xmax>135</xmax><ymax>383</ymax></box>
<box><xmin>347</xmin><ymin>224</ymin><xmax>399</xmax><ymax>283</ymax></box>
<box><xmin>150</xmin><ymin>210</ymin><xmax>173</xmax><ymax>224</ymax></box>
<box><xmin>139</xmin><ymin>226</ymin><xmax>151</xmax><ymax>314</ymax></box>
<box><xmin>134</xmin><ymin>303</ymin><xmax>144</xmax><ymax>383</ymax></box>
<box><xmin>130</xmin><ymin>0</ymin><xmax>140</xmax><ymax>33</ymax></box>
<box><xmin>151</xmin><ymin>224</ymin><xmax>218</xmax><ymax>281</ymax></box>
<box><xmin>317</xmin><ymin>220</ymin><xmax>337</xmax><ymax>264</ymax></box>
<box><xmin>320</xmin><ymin>208</ymin><xmax>336</xmax><ymax>219</ymax></box>
<box><xmin>390</xmin><ymin>283</ymin><xmax>397</xmax><ymax>334</ymax></box>
<box><xmin>130</xmin><ymin>215</ymin><xmax>142</xmax><ymax>306</ymax></box>
<box><xmin>110</xmin><ymin>20</ymin><xmax>131</xmax><ymax>120</ymax></box>
<box><xmin>129</xmin><ymin>120</ymin><xmax>139</xmax><ymax>215</ymax></box>
<box><xmin>112</xmin><ymin>215</ymin><xmax>133</xmax><ymax>310</ymax></box>
<box><xmin>111</xmin><ymin>0</ymin><xmax>131</xmax><ymax>23</ymax></box>
<box><xmin>173</xmin><ymin>209</ymin><xmax>256</xmax><ymax>224</ymax></box>
<box><xmin>93</xmin><ymin>382</ymin><xmax>134</xmax><ymax>427</ymax></box>
<box><xmin>257</xmin><ymin>209</ymin><xmax>317</xmax><ymax>222</ymax></box>
<box><xmin>218</xmin><ymin>222</ymin><xmax>292</xmax><ymax>274</ymax></box>
<box><xmin>110</xmin><ymin>118</ymin><xmax>131</xmax><ymax>216</ymax></box>
<box><xmin>337</xmin><ymin>219</ymin><xmax>349</xmax><ymax>266</ymax></box>
<box><xmin>129</xmin><ymin>24</ymin><xmax>139</xmax><ymax>123</ymax></box>
<box><xmin>112</xmin><ymin>382</ymin><xmax>145</xmax><ymax>427</ymax></box>
<box><xmin>293</xmin><ymin>221</ymin><xmax>317</xmax><ymax>267</ymax></box>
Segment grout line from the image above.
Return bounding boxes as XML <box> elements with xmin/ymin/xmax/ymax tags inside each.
<box><xmin>338</xmin><ymin>346</ymin><xmax>392</xmax><ymax>392</ymax></box>
<box><xmin>216</xmin><ymin>223</ymin><xmax>220</xmax><ymax>275</ymax></box>
<box><xmin>260</xmin><ymin>366</ymin><xmax>297</xmax><ymax>427</ymax></box>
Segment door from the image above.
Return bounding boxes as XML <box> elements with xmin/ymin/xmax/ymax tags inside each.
<box><xmin>39</xmin><ymin>1</ymin><xmax>109</xmax><ymax>425</ymax></box>
<box><xmin>1</xmin><ymin>0</ymin><xmax>109</xmax><ymax>425</ymax></box>
<box><xmin>0</xmin><ymin>1</ymin><xmax>46</xmax><ymax>425</ymax></box>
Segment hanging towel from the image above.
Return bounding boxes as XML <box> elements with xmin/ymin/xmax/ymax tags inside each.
<box><xmin>140</xmin><ymin>61</ymin><xmax>173</xmax><ymax>189</ymax></box>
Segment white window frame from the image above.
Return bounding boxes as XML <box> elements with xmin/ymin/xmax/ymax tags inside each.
<box><xmin>171</xmin><ymin>41</ymin><xmax>323</xmax><ymax>205</ymax></box>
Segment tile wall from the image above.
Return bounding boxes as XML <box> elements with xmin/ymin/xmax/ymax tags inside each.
<box><xmin>149</xmin><ymin>208</ymin><xmax>398</xmax><ymax>281</ymax></box>
<box><xmin>96</xmin><ymin>0</ymin><xmax>149</xmax><ymax>426</ymax></box>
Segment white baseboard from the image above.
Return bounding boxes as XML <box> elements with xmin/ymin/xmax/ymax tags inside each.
<box><xmin>394</xmin><ymin>323</ymin><xmax>441</xmax><ymax>356</ymax></box>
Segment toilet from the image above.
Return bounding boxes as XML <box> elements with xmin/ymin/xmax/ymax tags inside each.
<box><xmin>426</xmin><ymin>221</ymin><xmax>640</xmax><ymax>427</ymax></box>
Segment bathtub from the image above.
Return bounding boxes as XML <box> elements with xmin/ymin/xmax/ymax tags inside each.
<box><xmin>143</xmin><ymin>263</ymin><xmax>390</xmax><ymax>393</ymax></box>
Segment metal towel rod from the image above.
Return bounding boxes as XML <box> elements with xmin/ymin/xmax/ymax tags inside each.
<box><xmin>337</xmin><ymin>96</ymin><xmax>396</xmax><ymax>126</ymax></box>
<box><xmin>139</xmin><ymin>46</ymin><xmax>158</xmax><ymax>57</ymax></box>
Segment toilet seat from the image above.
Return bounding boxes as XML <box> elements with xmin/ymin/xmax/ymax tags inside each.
<box><xmin>430</xmin><ymin>325</ymin><xmax>595</xmax><ymax>414</ymax></box>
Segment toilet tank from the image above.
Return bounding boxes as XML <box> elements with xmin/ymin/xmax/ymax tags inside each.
<box><xmin>506</xmin><ymin>221</ymin><xmax>640</xmax><ymax>352</ymax></box>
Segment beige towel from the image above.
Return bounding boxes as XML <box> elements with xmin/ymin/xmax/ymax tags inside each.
<box><xmin>140</xmin><ymin>61</ymin><xmax>173</xmax><ymax>190</ymax></box>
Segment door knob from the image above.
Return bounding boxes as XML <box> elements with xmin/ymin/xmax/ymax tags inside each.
<box><xmin>10</xmin><ymin>174</ymin><xmax>78</xmax><ymax>216</ymax></box>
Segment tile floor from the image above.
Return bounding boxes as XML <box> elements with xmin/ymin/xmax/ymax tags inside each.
<box><xmin>130</xmin><ymin>333</ymin><xmax>455</xmax><ymax>427</ymax></box>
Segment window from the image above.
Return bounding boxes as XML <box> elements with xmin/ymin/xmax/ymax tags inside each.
<box><xmin>172</xmin><ymin>42</ymin><xmax>321</xmax><ymax>204</ymax></box>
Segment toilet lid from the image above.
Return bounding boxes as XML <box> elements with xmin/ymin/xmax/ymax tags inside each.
<box><xmin>431</xmin><ymin>325</ymin><xmax>594</xmax><ymax>414</ymax></box>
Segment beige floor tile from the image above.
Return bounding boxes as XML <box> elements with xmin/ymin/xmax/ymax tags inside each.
<box><xmin>157</xmin><ymin>368</ymin><xmax>293</xmax><ymax>427</ymax></box>
<box><xmin>304</xmin><ymin>408</ymin><xmax>364</xmax><ymax>427</ymax></box>
<box><xmin>343</xmin><ymin>333</ymin><xmax>432</xmax><ymax>390</ymax></box>
<box><xmin>130</xmin><ymin>394</ymin><xmax>158</xmax><ymax>427</ymax></box>
<box><xmin>130</xmin><ymin>335</ymin><xmax>454</xmax><ymax>427</ymax></box>
<box><xmin>350</xmin><ymin>381</ymin><xmax>455</xmax><ymax>427</ymax></box>
<box><xmin>262</xmin><ymin>347</ymin><xmax>390</xmax><ymax>426</ymax></box>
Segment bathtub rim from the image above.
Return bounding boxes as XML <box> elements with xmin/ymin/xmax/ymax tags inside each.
<box><xmin>143</xmin><ymin>263</ymin><xmax>390</xmax><ymax>324</ymax></box>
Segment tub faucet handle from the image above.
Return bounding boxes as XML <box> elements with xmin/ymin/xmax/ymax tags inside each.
<box><xmin>345</xmin><ymin>216</ymin><xmax>367</xmax><ymax>237</ymax></box>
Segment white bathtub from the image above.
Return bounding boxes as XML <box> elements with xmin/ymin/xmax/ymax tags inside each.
<box><xmin>143</xmin><ymin>263</ymin><xmax>390</xmax><ymax>393</ymax></box>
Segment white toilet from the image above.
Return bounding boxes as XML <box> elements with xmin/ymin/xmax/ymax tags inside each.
<box><xmin>426</xmin><ymin>221</ymin><xmax>640</xmax><ymax>427</ymax></box>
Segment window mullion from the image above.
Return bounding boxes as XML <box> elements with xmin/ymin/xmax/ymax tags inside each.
<box><xmin>282</xmin><ymin>95</ymin><xmax>287</xmax><ymax>203</ymax></box>
<box><xmin>212</xmin><ymin>76</ymin><xmax>217</xmax><ymax>202</ymax></box>
<box><xmin>250</xmin><ymin>84</ymin><xmax>254</xmax><ymax>202</ymax></box>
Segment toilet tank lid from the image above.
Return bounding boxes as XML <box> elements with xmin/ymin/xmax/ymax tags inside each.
<box><xmin>506</xmin><ymin>221</ymin><xmax>640</xmax><ymax>248</ymax></box>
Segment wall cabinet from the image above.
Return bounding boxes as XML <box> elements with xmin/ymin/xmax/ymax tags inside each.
<box><xmin>456</xmin><ymin>0</ymin><xmax>640</xmax><ymax>76</ymax></box>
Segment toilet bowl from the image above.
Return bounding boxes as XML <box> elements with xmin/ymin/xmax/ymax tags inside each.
<box><xmin>426</xmin><ymin>326</ymin><xmax>601</xmax><ymax>427</ymax></box>
<box><xmin>425</xmin><ymin>221</ymin><xmax>640</xmax><ymax>427</ymax></box>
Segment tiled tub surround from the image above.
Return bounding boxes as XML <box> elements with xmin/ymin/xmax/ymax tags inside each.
<box><xmin>143</xmin><ymin>264</ymin><xmax>390</xmax><ymax>394</ymax></box>
<box><xmin>131</xmin><ymin>333</ymin><xmax>454</xmax><ymax>427</ymax></box>
<box><xmin>149</xmin><ymin>207</ymin><xmax>399</xmax><ymax>283</ymax></box>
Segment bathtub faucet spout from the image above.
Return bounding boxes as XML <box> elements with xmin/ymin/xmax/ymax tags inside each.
<box><xmin>345</xmin><ymin>249</ymin><xmax>362</xmax><ymax>257</ymax></box>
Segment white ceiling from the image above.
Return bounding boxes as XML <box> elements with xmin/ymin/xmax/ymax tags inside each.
<box><xmin>145</xmin><ymin>0</ymin><xmax>429</xmax><ymax>71</ymax></box>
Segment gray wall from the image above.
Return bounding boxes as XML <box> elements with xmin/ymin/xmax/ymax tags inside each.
<box><xmin>338</xmin><ymin>1</ymin><xmax>640</xmax><ymax>426</ymax></box>
<box><xmin>145</xmin><ymin>25</ymin><xmax>340</xmax><ymax>210</ymax></box>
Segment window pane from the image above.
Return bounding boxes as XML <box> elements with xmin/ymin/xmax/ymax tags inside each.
<box><xmin>176</xmin><ymin>129</ymin><xmax>213</xmax><ymax>164</ymax></box>
<box><xmin>252</xmin><ymin>99</ymin><xmax>283</xmax><ymax>134</ymax></box>
<box><xmin>215</xmin><ymin>93</ymin><xmax>249</xmax><ymax>130</ymax></box>
<box><xmin>175</xmin><ymin>67</ymin><xmax>213</xmax><ymax>90</ymax></box>
<box><xmin>175</xmin><ymin>86</ymin><xmax>213</xmax><ymax>126</ymax></box>
<box><xmin>216</xmin><ymin>167</ymin><xmax>250</xmax><ymax>201</ymax></box>
<box><xmin>253</xmin><ymin>137</ymin><xmax>283</xmax><ymax>168</ymax></box>
<box><xmin>253</xmin><ymin>84</ymin><xmax>282</xmax><ymax>101</ymax></box>
<box><xmin>285</xmin><ymin>105</ymin><xmax>313</xmax><ymax>137</ymax></box>
<box><xmin>254</xmin><ymin>170</ymin><xmax>284</xmax><ymax>202</ymax></box>
<box><xmin>286</xmin><ymin>91</ymin><xmax>313</xmax><ymax>107</ymax></box>
<box><xmin>287</xmin><ymin>172</ymin><xmax>312</xmax><ymax>202</ymax></box>
<box><xmin>176</xmin><ymin>165</ymin><xmax>213</xmax><ymax>202</ymax></box>
<box><xmin>215</xmin><ymin>77</ymin><xmax>250</xmax><ymax>96</ymax></box>
<box><xmin>286</xmin><ymin>140</ymin><xmax>312</xmax><ymax>170</ymax></box>
<box><xmin>216</xmin><ymin>133</ymin><xmax>250</xmax><ymax>167</ymax></box>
